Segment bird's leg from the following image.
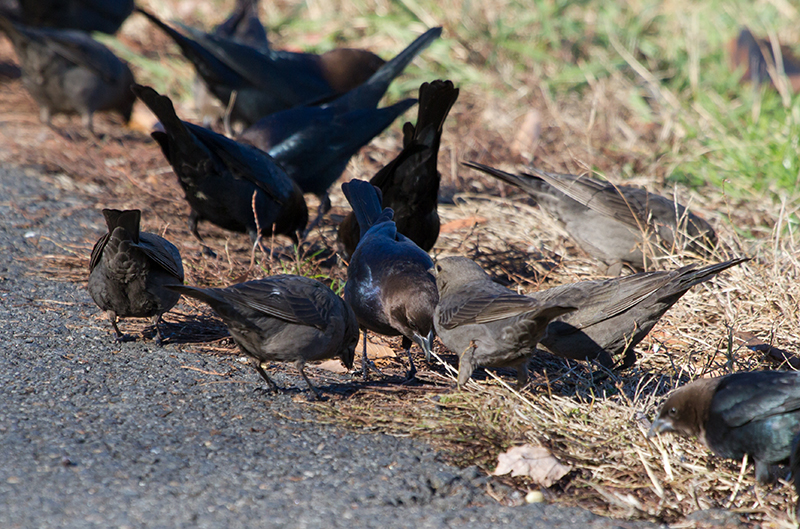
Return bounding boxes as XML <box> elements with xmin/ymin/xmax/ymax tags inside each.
<box><xmin>150</xmin><ymin>314</ymin><xmax>165</xmax><ymax>347</ymax></box>
<box><xmin>189</xmin><ymin>210</ymin><xmax>216</xmax><ymax>257</ymax></box>
<box><xmin>755</xmin><ymin>459</ymin><xmax>774</xmax><ymax>484</ymax></box>
<box><xmin>253</xmin><ymin>361</ymin><xmax>281</xmax><ymax>393</ymax></box>
<box><xmin>39</xmin><ymin>107</ymin><xmax>51</xmax><ymax>126</ymax></box>
<box><xmin>82</xmin><ymin>111</ymin><xmax>97</xmax><ymax>137</ymax></box>
<box><xmin>400</xmin><ymin>336</ymin><xmax>416</xmax><ymax>382</ymax></box>
<box><xmin>516</xmin><ymin>359</ymin><xmax>529</xmax><ymax>388</ymax></box>
<box><xmin>297</xmin><ymin>361</ymin><xmax>324</xmax><ymax>401</ymax></box>
<box><xmin>456</xmin><ymin>340</ymin><xmax>477</xmax><ymax>388</ymax></box>
<box><xmin>360</xmin><ymin>329</ymin><xmax>384</xmax><ymax>381</ymax></box>
<box><xmin>303</xmin><ymin>193</ymin><xmax>332</xmax><ymax>238</ymax></box>
<box><xmin>107</xmin><ymin>310</ymin><xmax>133</xmax><ymax>343</ymax></box>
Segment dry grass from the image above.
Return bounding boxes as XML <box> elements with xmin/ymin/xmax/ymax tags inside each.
<box><xmin>3</xmin><ymin>0</ymin><xmax>800</xmax><ymax>525</ymax></box>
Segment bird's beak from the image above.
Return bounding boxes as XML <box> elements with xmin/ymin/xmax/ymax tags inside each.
<box><xmin>428</xmin><ymin>266</ymin><xmax>436</xmax><ymax>277</ymax></box>
<box><xmin>414</xmin><ymin>330</ymin><xmax>435</xmax><ymax>363</ymax></box>
<box><xmin>647</xmin><ymin>417</ymin><xmax>674</xmax><ymax>438</ymax></box>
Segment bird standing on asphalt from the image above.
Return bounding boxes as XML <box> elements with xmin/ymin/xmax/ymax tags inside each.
<box><xmin>238</xmin><ymin>27</ymin><xmax>442</xmax><ymax>231</ymax></box>
<box><xmin>465</xmin><ymin>161</ymin><xmax>717</xmax><ymax>275</ymax></box>
<box><xmin>0</xmin><ymin>17</ymin><xmax>135</xmax><ymax>134</ymax></box>
<box><xmin>136</xmin><ymin>6</ymin><xmax>387</xmax><ymax>126</ymax></box>
<box><xmin>167</xmin><ymin>275</ymin><xmax>359</xmax><ymax>399</ymax></box>
<box><xmin>650</xmin><ymin>371</ymin><xmax>800</xmax><ymax>487</ymax></box>
<box><xmin>536</xmin><ymin>257</ymin><xmax>748</xmax><ymax>368</ymax></box>
<box><xmin>342</xmin><ymin>180</ymin><xmax>438</xmax><ymax>380</ymax></box>
<box><xmin>132</xmin><ymin>84</ymin><xmax>308</xmax><ymax>245</ymax></box>
<box><xmin>433</xmin><ymin>256</ymin><xmax>575</xmax><ymax>388</ymax></box>
<box><xmin>337</xmin><ymin>79</ymin><xmax>459</xmax><ymax>260</ymax></box>
<box><xmin>88</xmin><ymin>209</ymin><xmax>184</xmax><ymax>346</ymax></box>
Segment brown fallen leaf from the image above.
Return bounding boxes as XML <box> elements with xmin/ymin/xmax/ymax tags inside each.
<box><xmin>440</xmin><ymin>216</ymin><xmax>487</xmax><ymax>233</ymax></box>
<box><xmin>510</xmin><ymin>109</ymin><xmax>542</xmax><ymax>160</ymax></box>
<box><xmin>316</xmin><ymin>359</ymin><xmax>349</xmax><ymax>373</ymax></box>
<box><xmin>492</xmin><ymin>444</ymin><xmax>571</xmax><ymax>487</ymax></box>
<box><xmin>358</xmin><ymin>336</ymin><xmax>396</xmax><ymax>358</ymax></box>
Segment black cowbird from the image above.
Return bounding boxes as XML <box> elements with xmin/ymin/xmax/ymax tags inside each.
<box><xmin>433</xmin><ymin>256</ymin><xmax>575</xmax><ymax>388</ymax></box>
<box><xmin>342</xmin><ymin>180</ymin><xmax>438</xmax><ymax>380</ymax></box>
<box><xmin>0</xmin><ymin>17</ymin><xmax>135</xmax><ymax>133</ymax></box>
<box><xmin>136</xmin><ymin>6</ymin><xmax>389</xmax><ymax>127</ymax></box>
<box><xmin>166</xmin><ymin>276</ymin><xmax>359</xmax><ymax>399</ymax></box>
<box><xmin>238</xmin><ymin>27</ymin><xmax>441</xmax><ymax>228</ymax></box>
<box><xmin>337</xmin><ymin>79</ymin><xmax>459</xmax><ymax>260</ymax></box>
<box><xmin>17</xmin><ymin>0</ymin><xmax>133</xmax><ymax>34</ymax></box>
<box><xmin>536</xmin><ymin>257</ymin><xmax>748</xmax><ymax>368</ymax></box>
<box><xmin>465</xmin><ymin>161</ymin><xmax>717</xmax><ymax>274</ymax></box>
<box><xmin>729</xmin><ymin>27</ymin><xmax>800</xmax><ymax>93</ymax></box>
<box><xmin>132</xmin><ymin>84</ymin><xmax>308</xmax><ymax>244</ymax></box>
<box><xmin>88</xmin><ymin>209</ymin><xmax>184</xmax><ymax>345</ymax></box>
<box><xmin>192</xmin><ymin>0</ymin><xmax>269</xmax><ymax>127</ymax></box>
<box><xmin>649</xmin><ymin>371</ymin><xmax>800</xmax><ymax>485</ymax></box>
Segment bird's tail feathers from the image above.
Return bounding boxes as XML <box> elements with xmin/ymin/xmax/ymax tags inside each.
<box><xmin>102</xmin><ymin>209</ymin><xmax>141</xmax><ymax>244</ymax></box>
<box><xmin>342</xmin><ymin>179</ymin><xmax>386</xmax><ymax>237</ymax></box>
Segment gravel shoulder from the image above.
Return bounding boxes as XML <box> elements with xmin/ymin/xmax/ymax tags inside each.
<box><xmin>0</xmin><ymin>164</ymin><xmax>661</xmax><ymax>528</ymax></box>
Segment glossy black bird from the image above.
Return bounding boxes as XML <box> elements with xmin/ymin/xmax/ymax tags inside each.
<box><xmin>650</xmin><ymin>371</ymin><xmax>800</xmax><ymax>485</ymax></box>
<box><xmin>536</xmin><ymin>257</ymin><xmax>748</xmax><ymax>368</ymax></box>
<box><xmin>132</xmin><ymin>84</ymin><xmax>308</xmax><ymax>244</ymax></box>
<box><xmin>167</xmin><ymin>276</ymin><xmax>359</xmax><ymax>399</ymax></box>
<box><xmin>337</xmin><ymin>79</ymin><xmax>459</xmax><ymax>260</ymax></box>
<box><xmin>136</xmin><ymin>6</ymin><xmax>390</xmax><ymax>127</ymax></box>
<box><xmin>88</xmin><ymin>209</ymin><xmax>184</xmax><ymax>345</ymax></box>
<box><xmin>238</xmin><ymin>27</ymin><xmax>441</xmax><ymax>229</ymax></box>
<box><xmin>16</xmin><ymin>0</ymin><xmax>134</xmax><ymax>34</ymax></box>
<box><xmin>192</xmin><ymin>0</ymin><xmax>269</xmax><ymax>127</ymax></box>
<box><xmin>465</xmin><ymin>161</ymin><xmax>717</xmax><ymax>275</ymax></box>
<box><xmin>342</xmin><ymin>180</ymin><xmax>438</xmax><ymax>380</ymax></box>
<box><xmin>0</xmin><ymin>17</ymin><xmax>135</xmax><ymax>133</ymax></box>
<box><xmin>433</xmin><ymin>257</ymin><xmax>575</xmax><ymax>388</ymax></box>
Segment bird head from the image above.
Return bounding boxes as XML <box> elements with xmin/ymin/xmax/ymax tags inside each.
<box><xmin>648</xmin><ymin>377</ymin><xmax>720</xmax><ymax>439</ymax></box>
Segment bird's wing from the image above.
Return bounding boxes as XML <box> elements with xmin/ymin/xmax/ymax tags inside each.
<box><xmin>715</xmin><ymin>373</ymin><xmax>800</xmax><ymax>427</ymax></box>
<box><xmin>40</xmin><ymin>30</ymin><xmax>125</xmax><ymax>83</ymax></box>
<box><xmin>226</xmin><ymin>279</ymin><xmax>329</xmax><ymax>329</ymax></box>
<box><xmin>135</xmin><ymin>234</ymin><xmax>185</xmax><ymax>281</ymax></box>
<box><xmin>439</xmin><ymin>291</ymin><xmax>540</xmax><ymax>330</ymax></box>
<box><xmin>88</xmin><ymin>233</ymin><xmax>110</xmax><ymax>272</ymax></box>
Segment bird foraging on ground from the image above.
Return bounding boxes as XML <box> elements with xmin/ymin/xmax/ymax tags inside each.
<box><xmin>166</xmin><ymin>276</ymin><xmax>358</xmax><ymax>399</ymax></box>
<box><xmin>433</xmin><ymin>256</ymin><xmax>575</xmax><ymax>388</ymax></box>
<box><xmin>650</xmin><ymin>370</ymin><xmax>800</xmax><ymax>486</ymax></box>
<box><xmin>342</xmin><ymin>180</ymin><xmax>438</xmax><ymax>381</ymax></box>
<box><xmin>536</xmin><ymin>257</ymin><xmax>748</xmax><ymax>368</ymax></box>
<box><xmin>465</xmin><ymin>161</ymin><xmax>717</xmax><ymax>275</ymax></box>
<box><xmin>337</xmin><ymin>79</ymin><xmax>459</xmax><ymax>260</ymax></box>
<box><xmin>15</xmin><ymin>0</ymin><xmax>134</xmax><ymax>34</ymax></box>
<box><xmin>238</xmin><ymin>26</ymin><xmax>441</xmax><ymax>231</ymax></box>
<box><xmin>88</xmin><ymin>209</ymin><xmax>184</xmax><ymax>346</ymax></box>
<box><xmin>132</xmin><ymin>84</ymin><xmax>308</xmax><ymax>245</ymax></box>
<box><xmin>0</xmin><ymin>16</ymin><xmax>135</xmax><ymax>134</ymax></box>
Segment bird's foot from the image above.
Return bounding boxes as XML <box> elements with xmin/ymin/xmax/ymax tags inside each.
<box><xmin>361</xmin><ymin>359</ymin><xmax>385</xmax><ymax>381</ymax></box>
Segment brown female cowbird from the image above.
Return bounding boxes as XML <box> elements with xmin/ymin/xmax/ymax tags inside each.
<box><xmin>132</xmin><ymin>84</ymin><xmax>308</xmax><ymax>244</ymax></box>
<box><xmin>729</xmin><ymin>27</ymin><xmax>800</xmax><ymax>92</ymax></box>
<box><xmin>88</xmin><ymin>209</ymin><xmax>184</xmax><ymax>346</ymax></box>
<box><xmin>17</xmin><ymin>0</ymin><xmax>134</xmax><ymax>34</ymax></box>
<box><xmin>136</xmin><ymin>6</ymin><xmax>388</xmax><ymax>127</ymax></box>
<box><xmin>166</xmin><ymin>276</ymin><xmax>359</xmax><ymax>399</ymax></box>
<box><xmin>0</xmin><ymin>17</ymin><xmax>135</xmax><ymax>133</ymax></box>
<box><xmin>337</xmin><ymin>79</ymin><xmax>459</xmax><ymax>260</ymax></box>
<box><xmin>433</xmin><ymin>257</ymin><xmax>575</xmax><ymax>388</ymax></box>
<box><xmin>238</xmin><ymin>27</ymin><xmax>441</xmax><ymax>229</ymax></box>
<box><xmin>342</xmin><ymin>180</ymin><xmax>438</xmax><ymax>380</ymax></box>
<box><xmin>649</xmin><ymin>371</ymin><xmax>800</xmax><ymax>486</ymax></box>
<box><xmin>465</xmin><ymin>161</ymin><xmax>717</xmax><ymax>275</ymax></box>
<box><xmin>537</xmin><ymin>257</ymin><xmax>748</xmax><ymax>368</ymax></box>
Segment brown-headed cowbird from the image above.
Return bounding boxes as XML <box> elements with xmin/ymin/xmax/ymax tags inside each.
<box><xmin>16</xmin><ymin>0</ymin><xmax>133</xmax><ymax>34</ymax></box>
<box><xmin>238</xmin><ymin>27</ymin><xmax>441</xmax><ymax>229</ymax></box>
<box><xmin>537</xmin><ymin>257</ymin><xmax>748</xmax><ymax>368</ymax></box>
<box><xmin>132</xmin><ymin>84</ymin><xmax>308</xmax><ymax>244</ymax></box>
<box><xmin>337</xmin><ymin>79</ymin><xmax>459</xmax><ymax>260</ymax></box>
<box><xmin>342</xmin><ymin>180</ymin><xmax>438</xmax><ymax>380</ymax></box>
<box><xmin>433</xmin><ymin>256</ymin><xmax>575</xmax><ymax>388</ymax></box>
<box><xmin>0</xmin><ymin>17</ymin><xmax>135</xmax><ymax>133</ymax></box>
<box><xmin>88</xmin><ymin>209</ymin><xmax>184</xmax><ymax>345</ymax></box>
<box><xmin>136</xmin><ymin>6</ymin><xmax>388</xmax><ymax>127</ymax></box>
<box><xmin>649</xmin><ymin>371</ymin><xmax>800</xmax><ymax>485</ymax></box>
<box><xmin>193</xmin><ymin>0</ymin><xmax>269</xmax><ymax>127</ymax></box>
<box><xmin>729</xmin><ymin>27</ymin><xmax>800</xmax><ymax>93</ymax></box>
<box><xmin>465</xmin><ymin>161</ymin><xmax>717</xmax><ymax>275</ymax></box>
<box><xmin>166</xmin><ymin>275</ymin><xmax>358</xmax><ymax>399</ymax></box>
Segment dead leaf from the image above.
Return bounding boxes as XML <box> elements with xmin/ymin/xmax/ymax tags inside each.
<box><xmin>510</xmin><ymin>110</ymin><xmax>542</xmax><ymax>160</ymax></box>
<box><xmin>492</xmin><ymin>444</ymin><xmax>571</xmax><ymax>487</ymax></box>
<box><xmin>316</xmin><ymin>359</ymin><xmax>348</xmax><ymax>373</ymax></box>
<box><xmin>358</xmin><ymin>336</ymin><xmax>396</xmax><ymax>358</ymax></box>
<box><xmin>440</xmin><ymin>216</ymin><xmax>487</xmax><ymax>233</ymax></box>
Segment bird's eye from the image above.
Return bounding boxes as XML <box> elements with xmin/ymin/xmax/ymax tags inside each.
<box><xmin>668</xmin><ymin>407</ymin><xmax>678</xmax><ymax>416</ymax></box>
<box><xmin>436</xmin><ymin>264</ymin><xmax>442</xmax><ymax>273</ymax></box>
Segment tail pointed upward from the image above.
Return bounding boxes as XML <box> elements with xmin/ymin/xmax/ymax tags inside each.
<box><xmin>342</xmin><ymin>180</ymin><xmax>387</xmax><ymax>238</ymax></box>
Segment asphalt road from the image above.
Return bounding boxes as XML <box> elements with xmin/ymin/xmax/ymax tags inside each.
<box><xmin>0</xmin><ymin>163</ymin><xmax>662</xmax><ymax>528</ymax></box>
